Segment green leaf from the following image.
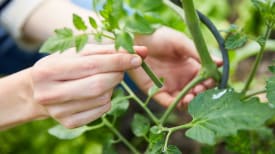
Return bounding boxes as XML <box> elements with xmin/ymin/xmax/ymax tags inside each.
<box><xmin>48</xmin><ymin>125</ymin><xmax>89</xmax><ymax>139</ymax></box>
<box><xmin>39</xmin><ymin>28</ymin><xmax>74</xmax><ymax>53</ymax></box>
<box><xmin>75</xmin><ymin>34</ymin><xmax>88</xmax><ymax>51</ymax></box>
<box><xmin>225</xmin><ymin>33</ymin><xmax>248</xmax><ymax>50</ymax></box>
<box><xmin>55</xmin><ymin>27</ymin><xmax>73</xmax><ymax>37</ymax></box>
<box><xmin>73</xmin><ymin>14</ymin><xmax>87</xmax><ymax>31</ymax></box>
<box><xmin>266</xmin><ymin>76</ymin><xmax>275</xmax><ymax>105</ymax></box>
<box><xmin>164</xmin><ymin>145</ymin><xmax>182</xmax><ymax>154</ymax></box>
<box><xmin>186</xmin><ymin>89</ymin><xmax>274</xmax><ymax>145</ymax></box>
<box><xmin>89</xmin><ymin>16</ymin><xmax>98</xmax><ymax>29</ymax></box>
<box><xmin>251</xmin><ymin>0</ymin><xmax>275</xmax><ymax>24</ymax></box>
<box><xmin>123</xmin><ymin>13</ymin><xmax>155</xmax><ymax>34</ymax></box>
<box><xmin>146</xmin><ymin>129</ymin><xmax>165</xmax><ymax>154</ymax></box>
<box><xmin>131</xmin><ymin>114</ymin><xmax>150</xmax><ymax>137</ymax></box>
<box><xmin>115</xmin><ymin>31</ymin><xmax>135</xmax><ymax>53</ymax></box>
<box><xmin>107</xmin><ymin>88</ymin><xmax>129</xmax><ymax>117</ymax></box>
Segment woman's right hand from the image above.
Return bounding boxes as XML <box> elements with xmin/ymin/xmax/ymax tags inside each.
<box><xmin>30</xmin><ymin>45</ymin><xmax>146</xmax><ymax>128</ymax></box>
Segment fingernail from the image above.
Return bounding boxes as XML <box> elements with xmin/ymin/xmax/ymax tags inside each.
<box><xmin>131</xmin><ymin>56</ymin><xmax>141</xmax><ymax>66</ymax></box>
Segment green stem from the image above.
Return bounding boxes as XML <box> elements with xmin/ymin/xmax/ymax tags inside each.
<box><xmin>121</xmin><ymin>81</ymin><xmax>160</xmax><ymax>125</ymax></box>
<box><xmin>162</xmin><ymin>123</ymin><xmax>193</xmax><ymax>152</ymax></box>
<box><xmin>89</xmin><ymin>33</ymin><xmax>163</xmax><ymax>88</ymax></box>
<box><xmin>141</xmin><ymin>62</ymin><xmax>163</xmax><ymax>88</ymax></box>
<box><xmin>181</xmin><ymin>0</ymin><xmax>219</xmax><ymax>80</ymax></box>
<box><xmin>162</xmin><ymin>130</ymin><xmax>172</xmax><ymax>152</ymax></box>
<box><xmin>241</xmin><ymin>26</ymin><xmax>273</xmax><ymax>96</ymax></box>
<box><xmin>169</xmin><ymin>123</ymin><xmax>194</xmax><ymax>132</ymax></box>
<box><xmin>242</xmin><ymin>89</ymin><xmax>267</xmax><ymax>100</ymax></box>
<box><xmin>102</xmin><ymin>118</ymin><xmax>141</xmax><ymax>154</ymax></box>
<box><xmin>87</xmin><ymin>122</ymin><xmax>105</xmax><ymax>130</ymax></box>
<box><xmin>160</xmin><ymin>75</ymin><xmax>205</xmax><ymax>124</ymax></box>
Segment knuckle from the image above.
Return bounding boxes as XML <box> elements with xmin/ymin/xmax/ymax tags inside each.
<box><xmin>91</xmin><ymin>81</ymin><xmax>106</xmax><ymax>96</ymax></box>
<box><xmin>103</xmin><ymin>103</ymin><xmax>112</xmax><ymax>113</ymax></box>
<box><xmin>34</xmin><ymin>91</ymin><xmax>61</xmax><ymax>105</ymax></box>
<box><xmin>61</xmin><ymin>118</ymin><xmax>79</xmax><ymax>129</ymax></box>
<box><xmin>82</xmin><ymin>60</ymin><xmax>98</xmax><ymax>73</ymax></box>
<box><xmin>48</xmin><ymin>107</ymin><xmax>64</xmax><ymax>118</ymax></box>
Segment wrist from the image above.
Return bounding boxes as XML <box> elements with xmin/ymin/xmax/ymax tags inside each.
<box><xmin>23</xmin><ymin>68</ymin><xmax>49</xmax><ymax>120</ymax></box>
<box><xmin>0</xmin><ymin>69</ymin><xmax>48</xmax><ymax>130</ymax></box>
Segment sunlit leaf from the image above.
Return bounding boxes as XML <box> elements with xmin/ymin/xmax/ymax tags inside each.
<box><xmin>115</xmin><ymin>31</ymin><xmax>134</xmax><ymax>53</ymax></box>
<box><xmin>73</xmin><ymin>14</ymin><xmax>87</xmax><ymax>31</ymax></box>
<box><xmin>39</xmin><ymin>28</ymin><xmax>74</xmax><ymax>53</ymax></box>
<box><xmin>75</xmin><ymin>34</ymin><xmax>88</xmax><ymax>51</ymax></box>
<box><xmin>48</xmin><ymin>125</ymin><xmax>90</xmax><ymax>140</ymax></box>
<box><xmin>186</xmin><ymin>89</ymin><xmax>274</xmax><ymax>145</ymax></box>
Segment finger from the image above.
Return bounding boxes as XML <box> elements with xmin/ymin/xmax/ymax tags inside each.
<box><xmin>79</xmin><ymin>44</ymin><xmax>117</xmax><ymax>56</ymax></box>
<box><xmin>176</xmin><ymin>36</ymin><xmax>200</xmax><ymax>62</ymax></box>
<box><xmin>153</xmin><ymin>92</ymin><xmax>175</xmax><ymax>107</ymax></box>
<box><xmin>193</xmin><ymin>84</ymin><xmax>206</xmax><ymax>95</ymax></box>
<box><xmin>181</xmin><ymin>93</ymin><xmax>195</xmax><ymax>108</ymax></box>
<box><xmin>80</xmin><ymin>45</ymin><xmax>148</xmax><ymax>58</ymax></box>
<box><xmin>52</xmin><ymin>53</ymin><xmax>142</xmax><ymax>80</ymax></box>
<box><xmin>46</xmin><ymin>91</ymin><xmax>112</xmax><ymax>118</ymax></box>
<box><xmin>37</xmin><ymin>73</ymin><xmax>123</xmax><ymax>105</ymax></box>
<box><xmin>212</xmin><ymin>56</ymin><xmax>223</xmax><ymax>67</ymax></box>
<box><xmin>202</xmin><ymin>78</ymin><xmax>216</xmax><ymax>89</ymax></box>
<box><xmin>58</xmin><ymin>103</ymin><xmax>111</xmax><ymax>128</ymax></box>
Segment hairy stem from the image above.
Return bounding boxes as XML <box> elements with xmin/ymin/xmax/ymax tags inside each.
<box><xmin>160</xmin><ymin>75</ymin><xmax>205</xmax><ymax>124</ymax></box>
<box><xmin>102</xmin><ymin>117</ymin><xmax>140</xmax><ymax>154</ymax></box>
<box><xmin>241</xmin><ymin>26</ymin><xmax>273</xmax><ymax>96</ymax></box>
<box><xmin>121</xmin><ymin>81</ymin><xmax>160</xmax><ymax>125</ymax></box>
<box><xmin>181</xmin><ymin>0</ymin><xmax>219</xmax><ymax>80</ymax></box>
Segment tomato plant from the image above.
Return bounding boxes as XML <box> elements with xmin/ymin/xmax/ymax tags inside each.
<box><xmin>38</xmin><ymin>0</ymin><xmax>275</xmax><ymax>153</ymax></box>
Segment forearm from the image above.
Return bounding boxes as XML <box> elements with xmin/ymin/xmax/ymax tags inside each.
<box><xmin>22</xmin><ymin>0</ymin><xmax>99</xmax><ymax>44</ymax></box>
<box><xmin>0</xmin><ymin>69</ymin><xmax>47</xmax><ymax>130</ymax></box>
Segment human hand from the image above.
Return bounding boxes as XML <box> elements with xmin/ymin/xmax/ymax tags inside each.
<box><xmin>30</xmin><ymin>45</ymin><xmax>146</xmax><ymax>128</ymax></box>
<box><xmin>131</xmin><ymin>27</ymin><xmax>222</xmax><ymax>109</ymax></box>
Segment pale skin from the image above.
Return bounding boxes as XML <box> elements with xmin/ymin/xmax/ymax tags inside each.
<box><xmin>0</xmin><ymin>0</ymin><xmax>220</xmax><ymax>130</ymax></box>
<box><xmin>0</xmin><ymin>45</ymin><xmax>145</xmax><ymax>130</ymax></box>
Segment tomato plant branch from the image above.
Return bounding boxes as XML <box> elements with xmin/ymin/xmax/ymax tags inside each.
<box><xmin>181</xmin><ymin>0</ymin><xmax>220</xmax><ymax>80</ymax></box>
<box><xmin>162</xmin><ymin>123</ymin><xmax>193</xmax><ymax>152</ymax></box>
<box><xmin>141</xmin><ymin>62</ymin><xmax>163</xmax><ymax>88</ymax></box>
<box><xmin>242</xmin><ymin>89</ymin><xmax>267</xmax><ymax>100</ymax></box>
<box><xmin>102</xmin><ymin>117</ymin><xmax>141</xmax><ymax>154</ymax></box>
<box><xmin>160</xmin><ymin>75</ymin><xmax>205</xmax><ymax>125</ymax></box>
<box><xmin>121</xmin><ymin>81</ymin><xmax>160</xmax><ymax>125</ymax></box>
<box><xmin>162</xmin><ymin>129</ymin><xmax>172</xmax><ymax>152</ymax></box>
<box><xmin>241</xmin><ymin>25</ymin><xmax>273</xmax><ymax>96</ymax></box>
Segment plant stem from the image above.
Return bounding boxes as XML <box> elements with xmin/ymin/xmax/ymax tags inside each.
<box><xmin>162</xmin><ymin>130</ymin><xmax>172</xmax><ymax>152</ymax></box>
<box><xmin>141</xmin><ymin>62</ymin><xmax>163</xmax><ymax>88</ymax></box>
<box><xmin>102</xmin><ymin>117</ymin><xmax>141</xmax><ymax>154</ymax></box>
<box><xmin>181</xmin><ymin>0</ymin><xmax>219</xmax><ymax>80</ymax></box>
<box><xmin>241</xmin><ymin>26</ymin><xmax>273</xmax><ymax>96</ymax></box>
<box><xmin>162</xmin><ymin>123</ymin><xmax>193</xmax><ymax>152</ymax></box>
<box><xmin>169</xmin><ymin>123</ymin><xmax>194</xmax><ymax>132</ymax></box>
<box><xmin>87</xmin><ymin>122</ymin><xmax>105</xmax><ymax>130</ymax></box>
<box><xmin>160</xmin><ymin>75</ymin><xmax>205</xmax><ymax>124</ymax></box>
<box><xmin>121</xmin><ymin>81</ymin><xmax>160</xmax><ymax>125</ymax></box>
<box><xmin>89</xmin><ymin>33</ymin><xmax>163</xmax><ymax>88</ymax></box>
<box><xmin>242</xmin><ymin>89</ymin><xmax>267</xmax><ymax>100</ymax></box>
